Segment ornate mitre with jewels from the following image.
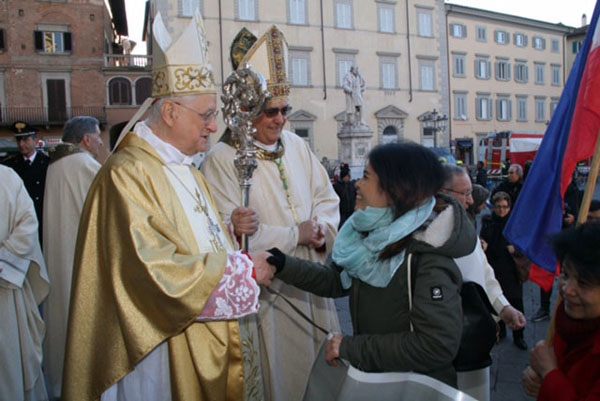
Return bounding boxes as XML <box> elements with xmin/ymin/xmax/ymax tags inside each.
<box><xmin>231</xmin><ymin>25</ymin><xmax>290</xmax><ymax>101</ymax></box>
<box><xmin>151</xmin><ymin>9</ymin><xmax>215</xmax><ymax>97</ymax></box>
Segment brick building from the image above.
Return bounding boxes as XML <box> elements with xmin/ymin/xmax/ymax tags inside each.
<box><xmin>0</xmin><ymin>0</ymin><xmax>151</xmax><ymax>162</ymax></box>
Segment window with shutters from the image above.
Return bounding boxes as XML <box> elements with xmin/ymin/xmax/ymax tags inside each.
<box><xmin>181</xmin><ymin>0</ymin><xmax>201</xmax><ymax>17</ymax></box>
<box><xmin>450</xmin><ymin>24</ymin><xmax>466</xmax><ymax>38</ymax></box>
<box><xmin>380</xmin><ymin>59</ymin><xmax>397</xmax><ymax>89</ymax></box>
<box><xmin>515</xmin><ymin>62</ymin><xmax>528</xmax><ymax>83</ymax></box>
<box><xmin>336</xmin><ymin>55</ymin><xmax>355</xmax><ymax>87</ymax></box>
<box><xmin>476</xmin><ymin>26</ymin><xmax>487</xmax><ymax>42</ymax></box>
<box><xmin>476</xmin><ymin>95</ymin><xmax>492</xmax><ymax>120</ymax></box>
<box><xmin>496</xmin><ymin>97</ymin><xmax>511</xmax><ymax>121</ymax></box>
<box><xmin>495</xmin><ymin>30</ymin><xmax>509</xmax><ymax>45</ymax></box>
<box><xmin>453</xmin><ymin>53</ymin><xmax>466</xmax><ymax>77</ymax></box>
<box><xmin>237</xmin><ymin>0</ymin><xmax>257</xmax><ymax>21</ymax></box>
<box><xmin>289</xmin><ymin>50</ymin><xmax>310</xmax><ymax>86</ymax></box>
<box><xmin>335</xmin><ymin>0</ymin><xmax>353</xmax><ymax>29</ymax></box>
<box><xmin>517</xmin><ymin>96</ymin><xmax>528</xmax><ymax>121</ymax></box>
<box><xmin>514</xmin><ymin>33</ymin><xmax>527</xmax><ymax>47</ymax></box>
<box><xmin>419</xmin><ymin>60</ymin><xmax>435</xmax><ymax>91</ymax></box>
<box><xmin>135</xmin><ymin>77</ymin><xmax>152</xmax><ymax>105</ymax></box>
<box><xmin>535</xmin><ymin>63</ymin><xmax>545</xmax><ymax>85</ymax></box>
<box><xmin>552</xmin><ymin>39</ymin><xmax>560</xmax><ymax>53</ymax></box>
<box><xmin>109</xmin><ymin>77</ymin><xmax>132</xmax><ymax>105</ymax></box>
<box><xmin>289</xmin><ymin>0</ymin><xmax>307</xmax><ymax>24</ymax></box>
<box><xmin>417</xmin><ymin>9</ymin><xmax>433</xmax><ymax>37</ymax></box>
<box><xmin>495</xmin><ymin>60</ymin><xmax>510</xmax><ymax>81</ymax></box>
<box><xmin>454</xmin><ymin>92</ymin><xmax>467</xmax><ymax>120</ymax></box>
<box><xmin>533</xmin><ymin>36</ymin><xmax>546</xmax><ymax>50</ymax></box>
<box><xmin>551</xmin><ymin>64</ymin><xmax>561</xmax><ymax>86</ymax></box>
<box><xmin>378</xmin><ymin>5</ymin><xmax>394</xmax><ymax>33</ymax></box>
<box><xmin>535</xmin><ymin>97</ymin><xmax>546</xmax><ymax>122</ymax></box>
<box><xmin>34</xmin><ymin>30</ymin><xmax>72</xmax><ymax>54</ymax></box>
<box><xmin>475</xmin><ymin>57</ymin><xmax>491</xmax><ymax>79</ymax></box>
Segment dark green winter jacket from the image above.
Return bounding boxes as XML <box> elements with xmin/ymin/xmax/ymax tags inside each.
<box><xmin>275</xmin><ymin>195</ymin><xmax>476</xmax><ymax>387</ymax></box>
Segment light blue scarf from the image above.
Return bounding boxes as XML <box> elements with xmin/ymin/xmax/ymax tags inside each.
<box><xmin>333</xmin><ymin>197</ymin><xmax>435</xmax><ymax>289</ymax></box>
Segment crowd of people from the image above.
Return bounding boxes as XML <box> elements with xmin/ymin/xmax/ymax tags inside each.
<box><xmin>1</xmin><ymin>10</ymin><xmax>599</xmax><ymax>401</ymax></box>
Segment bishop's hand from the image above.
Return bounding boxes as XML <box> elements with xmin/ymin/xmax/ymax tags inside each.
<box><xmin>232</xmin><ymin>206</ymin><xmax>259</xmax><ymax>236</ymax></box>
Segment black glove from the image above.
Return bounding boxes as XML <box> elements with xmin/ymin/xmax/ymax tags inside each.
<box><xmin>267</xmin><ymin>247</ymin><xmax>285</xmax><ymax>274</ymax></box>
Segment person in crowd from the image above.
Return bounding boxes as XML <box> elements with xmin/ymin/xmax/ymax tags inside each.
<box><xmin>492</xmin><ymin>164</ymin><xmax>523</xmax><ymax>205</ymax></box>
<box><xmin>588</xmin><ymin>199</ymin><xmax>600</xmax><ymax>221</ymax></box>
<box><xmin>467</xmin><ymin>183</ymin><xmax>490</xmax><ymax>228</ymax></box>
<box><xmin>202</xmin><ymin>25</ymin><xmax>340</xmax><ymax>401</ymax></box>
<box><xmin>523</xmin><ymin>222</ymin><xmax>600</xmax><ymax>400</ymax></box>
<box><xmin>333</xmin><ymin>163</ymin><xmax>357</xmax><ymax>228</ymax></box>
<box><xmin>476</xmin><ymin>161</ymin><xmax>488</xmax><ymax>187</ymax></box>
<box><xmin>1</xmin><ymin>121</ymin><xmax>49</xmax><ymax>245</ymax></box>
<box><xmin>480</xmin><ymin>191</ymin><xmax>528</xmax><ymax>350</ymax></box>
<box><xmin>441</xmin><ymin>166</ymin><xmax>525</xmax><ymax>400</ymax></box>
<box><xmin>61</xmin><ymin>11</ymin><xmax>273</xmax><ymax>401</ymax></box>
<box><xmin>0</xmin><ymin>165</ymin><xmax>49</xmax><ymax>400</ymax></box>
<box><xmin>256</xmin><ymin>142</ymin><xmax>476</xmax><ymax>388</ymax></box>
<box><xmin>42</xmin><ymin>116</ymin><xmax>104</xmax><ymax>400</ymax></box>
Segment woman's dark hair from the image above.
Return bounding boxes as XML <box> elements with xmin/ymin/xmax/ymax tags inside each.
<box><xmin>491</xmin><ymin>191</ymin><xmax>511</xmax><ymax>207</ymax></box>
<box><xmin>467</xmin><ymin>184</ymin><xmax>490</xmax><ymax>223</ymax></box>
<box><xmin>552</xmin><ymin>221</ymin><xmax>600</xmax><ymax>285</ymax></box>
<box><xmin>368</xmin><ymin>142</ymin><xmax>444</xmax><ymax>220</ymax></box>
<box><xmin>367</xmin><ymin>142</ymin><xmax>444</xmax><ymax>260</ymax></box>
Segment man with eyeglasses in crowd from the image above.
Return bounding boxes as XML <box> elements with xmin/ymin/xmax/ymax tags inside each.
<box><xmin>202</xmin><ymin>25</ymin><xmax>340</xmax><ymax>401</ymax></box>
<box><xmin>440</xmin><ymin>164</ymin><xmax>526</xmax><ymax>401</ymax></box>
<box><xmin>492</xmin><ymin>164</ymin><xmax>524</xmax><ymax>205</ymax></box>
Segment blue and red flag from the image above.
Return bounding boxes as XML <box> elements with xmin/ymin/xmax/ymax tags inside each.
<box><xmin>504</xmin><ymin>0</ymin><xmax>600</xmax><ymax>291</ymax></box>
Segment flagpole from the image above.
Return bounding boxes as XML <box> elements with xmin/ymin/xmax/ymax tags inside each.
<box><xmin>576</xmin><ymin>128</ymin><xmax>600</xmax><ymax>225</ymax></box>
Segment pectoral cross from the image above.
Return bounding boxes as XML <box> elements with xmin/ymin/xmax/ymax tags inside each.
<box><xmin>193</xmin><ymin>188</ymin><xmax>224</xmax><ymax>251</ymax></box>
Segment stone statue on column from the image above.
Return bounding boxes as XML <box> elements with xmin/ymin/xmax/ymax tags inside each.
<box><xmin>342</xmin><ymin>65</ymin><xmax>366</xmax><ymax>127</ymax></box>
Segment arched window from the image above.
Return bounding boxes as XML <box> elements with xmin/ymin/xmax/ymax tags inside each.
<box><xmin>383</xmin><ymin>126</ymin><xmax>397</xmax><ymax>136</ymax></box>
<box><xmin>109</xmin><ymin>77</ymin><xmax>131</xmax><ymax>105</ymax></box>
<box><xmin>135</xmin><ymin>77</ymin><xmax>152</xmax><ymax>105</ymax></box>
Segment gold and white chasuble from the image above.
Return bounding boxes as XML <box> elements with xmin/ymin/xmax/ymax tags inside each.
<box><xmin>202</xmin><ymin>130</ymin><xmax>341</xmax><ymax>401</ymax></box>
<box><xmin>62</xmin><ymin>126</ymin><xmax>263</xmax><ymax>401</ymax></box>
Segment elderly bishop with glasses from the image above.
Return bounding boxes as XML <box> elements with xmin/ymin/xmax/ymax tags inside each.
<box><xmin>202</xmin><ymin>26</ymin><xmax>341</xmax><ymax>401</ymax></box>
<box><xmin>61</xmin><ymin>9</ymin><xmax>275</xmax><ymax>401</ymax></box>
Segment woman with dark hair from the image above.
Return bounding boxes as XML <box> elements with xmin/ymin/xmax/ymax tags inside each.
<box><xmin>259</xmin><ymin>142</ymin><xmax>477</xmax><ymax>387</ymax></box>
<box><xmin>467</xmin><ymin>184</ymin><xmax>490</xmax><ymax>228</ymax></box>
<box><xmin>480</xmin><ymin>191</ymin><xmax>527</xmax><ymax>350</ymax></box>
<box><xmin>523</xmin><ymin>222</ymin><xmax>600</xmax><ymax>400</ymax></box>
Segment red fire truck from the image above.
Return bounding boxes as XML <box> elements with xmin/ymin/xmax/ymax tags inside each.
<box><xmin>479</xmin><ymin>131</ymin><xmax>544</xmax><ymax>176</ymax></box>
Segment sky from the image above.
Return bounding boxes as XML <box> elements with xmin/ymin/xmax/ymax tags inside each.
<box><xmin>123</xmin><ymin>0</ymin><xmax>598</xmax><ymax>54</ymax></box>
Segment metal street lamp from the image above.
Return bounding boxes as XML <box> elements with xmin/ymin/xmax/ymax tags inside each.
<box><xmin>419</xmin><ymin>109</ymin><xmax>448</xmax><ymax>147</ymax></box>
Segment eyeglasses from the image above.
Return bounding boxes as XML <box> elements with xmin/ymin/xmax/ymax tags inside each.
<box><xmin>172</xmin><ymin>101</ymin><xmax>219</xmax><ymax>123</ymax></box>
<box><xmin>494</xmin><ymin>205</ymin><xmax>510</xmax><ymax>210</ymax></box>
<box><xmin>442</xmin><ymin>188</ymin><xmax>473</xmax><ymax>198</ymax></box>
<box><xmin>263</xmin><ymin>105</ymin><xmax>292</xmax><ymax>118</ymax></box>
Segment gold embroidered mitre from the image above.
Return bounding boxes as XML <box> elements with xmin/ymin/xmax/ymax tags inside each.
<box><xmin>236</xmin><ymin>25</ymin><xmax>290</xmax><ymax>101</ymax></box>
<box><xmin>152</xmin><ymin>10</ymin><xmax>215</xmax><ymax>97</ymax></box>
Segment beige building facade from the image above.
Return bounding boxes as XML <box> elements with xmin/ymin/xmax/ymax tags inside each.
<box><xmin>446</xmin><ymin>4</ymin><xmax>573</xmax><ymax>164</ymax></box>
<box><xmin>149</xmin><ymin>0</ymin><xmax>450</xmax><ymax>168</ymax></box>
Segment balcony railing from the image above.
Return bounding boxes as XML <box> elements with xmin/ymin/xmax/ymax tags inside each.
<box><xmin>0</xmin><ymin>107</ymin><xmax>106</xmax><ymax>125</ymax></box>
<box><xmin>105</xmin><ymin>54</ymin><xmax>152</xmax><ymax>68</ymax></box>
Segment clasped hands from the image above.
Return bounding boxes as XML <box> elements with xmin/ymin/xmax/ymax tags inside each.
<box><xmin>298</xmin><ymin>217</ymin><xmax>326</xmax><ymax>249</ymax></box>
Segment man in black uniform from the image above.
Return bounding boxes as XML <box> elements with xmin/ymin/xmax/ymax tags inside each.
<box><xmin>333</xmin><ymin>163</ymin><xmax>356</xmax><ymax>228</ymax></box>
<box><xmin>1</xmin><ymin>121</ymin><xmax>49</xmax><ymax>244</ymax></box>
